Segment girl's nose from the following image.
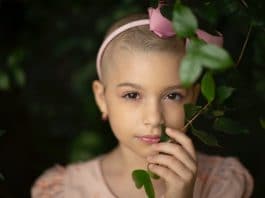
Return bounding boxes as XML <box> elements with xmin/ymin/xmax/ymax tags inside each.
<box><xmin>143</xmin><ymin>99</ymin><xmax>164</xmax><ymax>128</ymax></box>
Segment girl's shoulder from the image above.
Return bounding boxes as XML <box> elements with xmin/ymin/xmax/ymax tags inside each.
<box><xmin>31</xmin><ymin>155</ymin><xmax>104</xmax><ymax>198</ymax></box>
<box><xmin>195</xmin><ymin>152</ymin><xmax>254</xmax><ymax>198</ymax></box>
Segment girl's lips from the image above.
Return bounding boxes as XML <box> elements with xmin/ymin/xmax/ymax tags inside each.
<box><xmin>137</xmin><ymin>135</ymin><xmax>160</xmax><ymax>144</ymax></box>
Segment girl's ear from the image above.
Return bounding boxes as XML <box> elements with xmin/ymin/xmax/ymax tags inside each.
<box><xmin>92</xmin><ymin>80</ymin><xmax>107</xmax><ymax>114</ymax></box>
<box><xmin>190</xmin><ymin>83</ymin><xmax>200</xmax><ymax>104</ymax></box>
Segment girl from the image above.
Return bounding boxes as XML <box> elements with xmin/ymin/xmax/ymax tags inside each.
<box><xmin>31</xmin><ymin>4</ymin><xmax>253</xmax><ymax>198</ymax></box>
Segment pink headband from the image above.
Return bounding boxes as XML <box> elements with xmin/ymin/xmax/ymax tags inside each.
<box><xmin>96</xmin><ymin>6</ymin><xmax>223</xmax><ymax>80</ymax></box>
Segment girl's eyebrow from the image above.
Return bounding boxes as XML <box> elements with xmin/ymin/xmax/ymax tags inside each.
<box><xmin>116</xmin><ymin>82</ymin><xmax>184</xmax><ymax>91</ymax></box>
<box><xmin>117</xmin><ymin>82</ymin><xmax>143</xmax><ymax>89</ymax></box>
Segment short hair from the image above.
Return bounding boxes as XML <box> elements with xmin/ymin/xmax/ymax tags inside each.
<box><xmin>101</xmin><ymin>13</ymin><xmax>185</xmax><ymax>82</ymax></box>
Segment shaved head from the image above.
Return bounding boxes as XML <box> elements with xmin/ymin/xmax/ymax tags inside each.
<box><xmin>100</xmin><ymin>14</ymin><xmax>186</xmax><ymax>85</ymax></box>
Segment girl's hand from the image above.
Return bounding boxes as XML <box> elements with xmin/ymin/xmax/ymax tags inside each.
<box><xmin>147</xmin><ymin>127</ymin><xmax>197</xmax><ymax>198</ymax></box>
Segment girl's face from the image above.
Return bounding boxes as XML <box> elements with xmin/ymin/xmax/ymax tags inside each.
<box><xmin>93</xmin><ymin>50</ymin><xmax>197</xmax><ymax>158</ymax></box>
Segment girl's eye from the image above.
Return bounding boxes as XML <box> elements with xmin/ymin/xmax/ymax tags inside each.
<box><xmin>166</xmin><ymin>92</ymin><xmax>183</xmax><ymax>101</ymax></box>
<box><xmin>122</xmin><ymin>92</ymin><xmax>140</xmax><ymax>100</ymax></box>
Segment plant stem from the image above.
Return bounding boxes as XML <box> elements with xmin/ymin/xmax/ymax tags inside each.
<box><xmin>240</xmin><ymin>0</ymin><xmax>248</xmax><ymax>8</ymax></box>
<box><xmin>165</xmin><ymin>102</ymin><xmax>211</xmax><ymax>144</ymax></box>
<box><xmin>236</xmin><ymin>24</ymin><xmax>252</xmax><ymax>67</ymax></box>
<box><xmin>183</xmin><ymin>102</ymin><xmax>211</xmax><ymax>130</ymax></box>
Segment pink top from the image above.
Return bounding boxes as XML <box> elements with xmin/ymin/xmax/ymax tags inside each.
<box><xmin>31</xmin><ymin>152</ymin><xmax>253</xmax><ymax>198</ymax></box>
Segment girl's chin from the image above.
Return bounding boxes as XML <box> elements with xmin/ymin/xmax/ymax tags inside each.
<box><xmin>134</xmin><ymin>148</ymin><xmax>157</xmax><ymax>160</ymax></box>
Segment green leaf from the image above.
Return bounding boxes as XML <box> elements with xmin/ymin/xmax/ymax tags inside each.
<box><xmin>213</xmin><ymin>117</ymin><xmax>249</xmax><ymax>134</ymax></box>
<box><xmin>216</xmin><ymin>86</ymin><xmax>235</xmax><ymax>104</ymax></box>
<box><xmin>199</xmin><ymin>44</ymin><xmax>234</xmax><ymax>70</ymax></box>
<box><xmin>160</xmin><ymin>124</ymin><xmax>170</xmax><ymax>142</ymax></box>
<box><xmin>186</xmin><ymin>38</ymin><xmax>206</xmax><ymax>53</ymax></box>
<box><xmin>7</xmin><ymin>49</ymin><xmax>25</xmax><ymax>67</ymax></box>
<box><xmin>0</xmin><ymin>72</ymin><xmax>10</xmax><ymax>91</ymax></box>
<box><xmin>191</xmin><ymin>127</ymin><xmax>220</xmax><ymax>147</ymax></box>
<box><xmin>13</xmin><ymin>68</ymin><xmax>26</xmax><ymax>87</ymax></box>
<box><xmin>179</xmin><ymin>54</ymin><xmax>203</xmax><ymax>88</ymax></box>
<box><xmin>184</xmin><ymin>103</ymin><xmax>202</xmax><ymax>121</ymax></box>
<box><xmin>260</xmin><ymin>119</ymin><xmax>265</xmax><ymax>129</ymax></box>
<box><xmin>172</xmin><ymin>3</ymin><xmax>198</xmax><ymax>38</ymax></box>
<box><xmin>201</xmin><ymin>71</ymin><xmax>215</xmax><ymax>102</ymax></box>
<box><xmin>132</xmin><ymin>170</ymin><xmax>145</xmax><ymax>188</ymax></box>
<box><xmin>147</xmin><ymin>170</ymin><xmax>160</xmax><ymax>179</ymax></box>
<box><xmin>132</xmin><ymin>170</ymin><xmax>155</xmax><ymax>198</ymax></box>
<box><xmin>160</xmin><ymin>132</ymin><xmax>170</xmax><ymax>142</ymax></box>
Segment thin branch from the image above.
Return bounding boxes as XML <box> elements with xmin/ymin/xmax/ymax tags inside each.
<box><xmin>240</xmin><ymin>0</ymin><xmax>248</xmax><ymax>8</ymax></box>
<box><xmin>236</xmin><ymin>24</ymin><xmax>252</xmax><ymax>67</ymax></box>
<box><xmin>183</xmin><ymin>102</ymin><xmax>211</xmax><ymax>130</ymax></box>
<box><xmin>164</xmin><ymin>102</ymin><xmax>211</xmax><ymax>144</ymax></box>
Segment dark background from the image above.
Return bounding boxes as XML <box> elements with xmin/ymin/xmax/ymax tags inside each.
<box><xmin>0</xmin><ymin>0</ymin><xmax>264</xmax><ymax>197</ymax></box>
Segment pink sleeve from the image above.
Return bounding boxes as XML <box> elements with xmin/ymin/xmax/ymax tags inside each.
<box><xmin>201</xmin><ymin>157</ymin><xmax>254</xmax><ymax>198</ymax></box>
<box><xmin>31</xmin><ymin>165</ymin><xmax>65</xmax><ymax>198</ymax></box>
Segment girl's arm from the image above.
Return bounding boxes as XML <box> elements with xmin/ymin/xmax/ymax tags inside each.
<box><xmin>31</xmin><ymin>165</ymin><xmax>65</xmax><ymax>198</ymax></box>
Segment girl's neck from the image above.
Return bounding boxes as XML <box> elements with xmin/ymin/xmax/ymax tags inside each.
<box><xmin>105</xmin><ymin>144</ymin><xmax>148</xmax><ymax>175</ymax></box>
<box><xmin>101</xmin><ymin>144</ymin><xmax>166</xmax><ymax>197</ymax></box>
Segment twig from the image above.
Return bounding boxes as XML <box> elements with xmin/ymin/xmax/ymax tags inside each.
<box><xmin>183</xmin><ymin>102</ymin><xmax>211</xmax><ymax>130</ymax></box>
<box><xmin>236</xmin><ymin>24</ymin><xmax>252</xmax><ymax>67</ymax></box>
<box><xmin>240</xmin><ymin>0</ymin><xmax>248</xmax><ymax>8</ymax></box>
<box><xmin>163</xmin><ymin>102</ymin><xmax>211</xmax><ymax>144</ymax></box>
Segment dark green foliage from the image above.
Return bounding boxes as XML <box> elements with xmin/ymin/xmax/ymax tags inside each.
<box><xmin>191</xmin><ymin>126</ymin><xmax>220</xmax><ymax>147</ymax></box>
<box><xmin>215</xmin><ymin>86</ymin><xmax>235</xmax><ymax>104</ymax></box>
<box><xmin>184</xmin><ymin>104</ymin><xmax>202</xmax><ymax>121</ymax></box>
<box><xmin>213</xmin><ymin>117</ymin><xmax>249</xmax><ymax>135</ymax></box>
<box><xmin>201</xmin><ymin>71</ymin><xmax>215</xmax><ymax>102</ymax></box>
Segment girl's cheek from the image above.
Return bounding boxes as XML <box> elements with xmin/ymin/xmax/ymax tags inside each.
<box><xmin>164</xmin><ymin>106</ymin><xmax>185</xmax><ymax>126</ymax></box>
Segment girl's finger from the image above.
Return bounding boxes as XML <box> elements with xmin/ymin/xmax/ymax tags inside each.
<box><xmin>148</xmin><ymin>163</ymin><xmax>180</xmax><ymax>184</ymax></box>
<box><xmin>165</xmin><ymin>127</ymin><xmax>197</xmax><ymax>161</ymax></box>
<box><xmin>152</xmin><ymin>142</ymin><xmax>197</xmax><ymax>173</ymax></box>
<box><xmin>147</xmin><ymin>154</ymin><xmax>195</xmax><ymax>180</ymax></box>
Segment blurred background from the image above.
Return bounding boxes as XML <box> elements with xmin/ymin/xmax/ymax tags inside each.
<box><xmin>0</xmin><ymin>0</ymin><xmax>264</xmax><ymax>197</ymax></box>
